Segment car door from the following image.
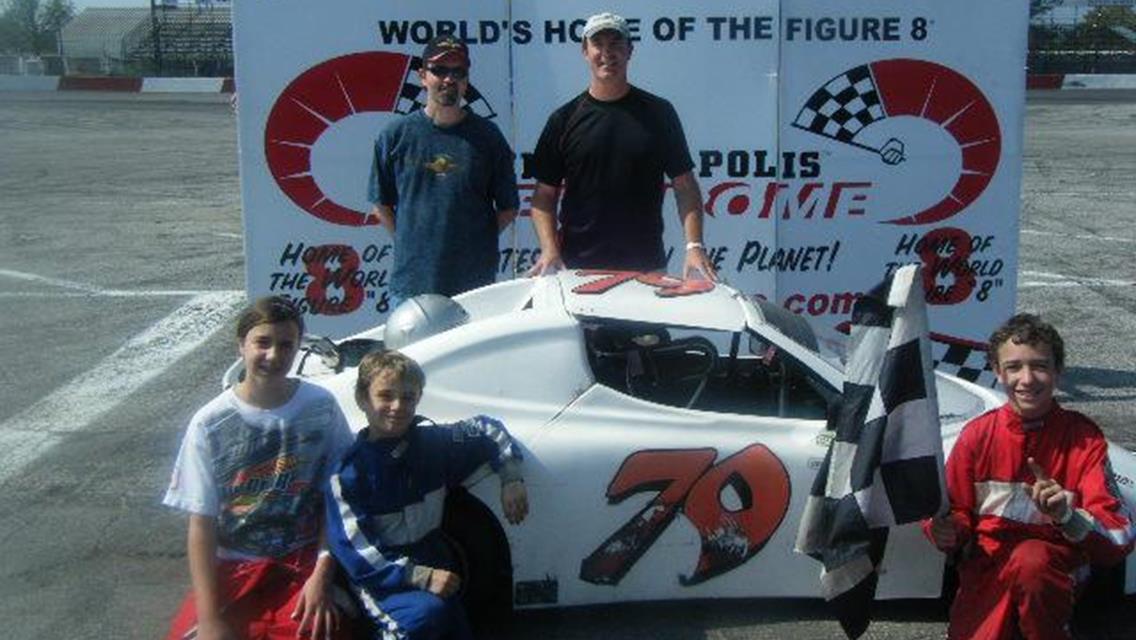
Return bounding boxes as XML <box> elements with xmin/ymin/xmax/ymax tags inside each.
<box><xmin>506</xmin><ymin>324</ymin><xmax>834</xmax><ymax>607</ymax></box>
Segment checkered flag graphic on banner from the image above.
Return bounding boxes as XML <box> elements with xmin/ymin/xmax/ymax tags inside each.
<box><xmin>393</xmin><ymin>56</ymin><xmax>426</xmax><ymax>114</ymax></box>
<box><xmin>930</xmin><ymin>334</ymin><xmax>999</xmax><ymax>388</ymax></box>
<box><xmin>792</xmin><ymin>64</ymin><xmax>886</xmax><ymax>146</ymax></box>
<box><xmin>394</xmin><ymin>56</ymin><xmax>498</xmax><ymax>120</ymax></box>
<box><xmin>795</xmin><ymin>265</ymin><xmax>948</xmax><ymax>639</ymax></box>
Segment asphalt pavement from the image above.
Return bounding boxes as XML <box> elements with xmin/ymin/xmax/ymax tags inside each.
<box><xmin>0</xmin><ymin>89</ymin><xmax>1132</xmax><ymax>639</ymax></box>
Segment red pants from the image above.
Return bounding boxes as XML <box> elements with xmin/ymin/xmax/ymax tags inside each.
<box><xmin>948</xmin><ymin>539</ymin><xmax>1083</xmax><ymax>640</ymax></box>
<box><xmin>166</xmin><ymin>547</ymin><xmax>355</xmax><ymax>640</ymax></box>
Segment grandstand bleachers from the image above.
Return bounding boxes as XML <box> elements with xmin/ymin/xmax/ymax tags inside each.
<box><xmin>58</xmin><ymin>4</ymin><xmax>231</xmax><ymax>77</ymax></box>
<box><xmin>125</xmin><ymin>5</ymin><xmax>233</xmax><ymax>76</ymax></box>
<box><xmin>59</xmin><ymin>8</ymin><xmax>150</xmax><ymax>73</ymax></box>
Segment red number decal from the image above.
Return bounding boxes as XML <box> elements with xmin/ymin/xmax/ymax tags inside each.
<box><xmin>680</xmin><ymin>444</ymin><xmax>791</xmax><ymax>584</ymax></box>
<box><xmin>918</xmin><ymin>227</ymin><xmax>975</xmax><ymax>305</ymax></box>
<box><xmin>303</xmin><ymin>244</ymin><xmax>364</xmax><ymax>315</ymax></box>
<box><xmin>580</xmin><ymin>445</ymin><xmax>790</xmax><ymax>586</ymax></box>
<box><xmin>572</xmin><ymin>270</ymin><xmax>715</xmax><ymax>297</ymax></box>
<box><xmin>571</xmin><ymin>270</ymin><xmax>640</xmax><ymax>295</ymax></box>
<box><xmin>579</xmin><ymin>449</ymin><xmax>717</xmax><ymax>585</ymax></box>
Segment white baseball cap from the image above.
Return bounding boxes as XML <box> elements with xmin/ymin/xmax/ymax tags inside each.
<box><xmin>582</xmin><ymin>12</ymin><xmax>630</xmax><ymax>40</ymax></box>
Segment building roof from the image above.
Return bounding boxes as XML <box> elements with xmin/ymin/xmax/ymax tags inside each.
<box><xmin>61</xmin><ymin>8</ymin><xmax>150</xmax><ymax>59</ymax></box>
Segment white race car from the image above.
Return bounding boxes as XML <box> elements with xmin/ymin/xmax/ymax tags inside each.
<box><xmin>227</xmin><ymin>270</ymin><xmax>1136</xmax><ymax>613</ymax></box>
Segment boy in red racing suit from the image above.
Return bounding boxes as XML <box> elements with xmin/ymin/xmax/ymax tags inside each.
<box><xmin>923</xmin><ymin>313</ymin><xmax>1134</xmax><ymax>640</ymax></box>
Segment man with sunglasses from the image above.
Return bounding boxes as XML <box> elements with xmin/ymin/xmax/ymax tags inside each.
<box><xmin>368</xmin><ymin>34</ymin><xmax>519</xmax><ymax>306</ymax></box>
<box><xmin>528</xmin><ymin>12</ymin><xmax>716</xmax><ymax>282</ymax></box>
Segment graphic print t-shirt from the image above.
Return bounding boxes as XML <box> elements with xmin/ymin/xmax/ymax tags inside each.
<box><xmin>163</xmin><ymin>381</ymin><xmax>354</xmax><ymax>560</ymax></box>
<box><xmin>368</xmin><ymin>110</ymin><xmax>519</xmax><ymax>299</ymax></box>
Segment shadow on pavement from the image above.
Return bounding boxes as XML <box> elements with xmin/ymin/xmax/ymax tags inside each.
<box><xmin>1060</xmin><ymin>366</ymin><xmax>1136</xmax><ymax>404</ymax></box>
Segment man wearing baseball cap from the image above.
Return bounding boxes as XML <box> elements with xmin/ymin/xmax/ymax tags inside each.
<box><xmin>368</xmin><ymin>33</ymin><xmax>519</xmax><ymax>305</ymax></box>
<box><xmin>527</xmin><ymin>12</ymin><xmax>716</xmax><ymax>281</ymax></box>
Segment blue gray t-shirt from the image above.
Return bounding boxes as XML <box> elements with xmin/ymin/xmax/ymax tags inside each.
<box><xmin>369</xmin><ymin>110</ymin><xmax>519</xmax><ymax>300</ymax></box>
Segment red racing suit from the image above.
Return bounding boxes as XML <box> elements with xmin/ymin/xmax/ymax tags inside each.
<box><xmin>923</xmin><ymin>402</ymin><xmax>1134</xmax><ymax>640</ymax></box>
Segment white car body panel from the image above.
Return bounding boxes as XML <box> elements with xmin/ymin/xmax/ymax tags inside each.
<box><xmin>508</xmin><ymin>383</ymin><xmax>825</xmax><ymax>603</ymax></box>
<box><xmin>1106</xmin><ymin>443</ymin><xmax>1136</xmax><ymax>593</ymax></box>
<box><xmin>244</xmin><ymin>271</ymin><xmax>1135</xmax><ymax>606</ymax></box>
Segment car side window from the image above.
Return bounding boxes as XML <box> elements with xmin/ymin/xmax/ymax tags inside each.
<box><xmin>583</xmin><ymin>320</ymin><xmax>831</xmax><ymax>419</ymax></box>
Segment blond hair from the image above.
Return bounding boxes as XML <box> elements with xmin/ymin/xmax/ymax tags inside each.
<box><xmin>355</xmin><ymin>350</ymin><xmax>426</xmax><ymax>404</ymax></box>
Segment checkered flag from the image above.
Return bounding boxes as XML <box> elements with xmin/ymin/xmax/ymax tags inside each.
<box><xmin>795</xmin><ymin>265</ymin><xmax>948</xmax><ymax>639</ymax></box>
<box><xmin>394</xmin><ymin>56</ymin><xmax>497</xmax><ymax>120</ymax></box>
<box><xmin>394</xmin><ymin>56</ymin><xmax>426</xmax><ymax>115</ymax></box>
<box><xmin>461</xmin><ymin>84</ymin><xmax>497</xmax><ymax>119</ymax></box>
<box><xmin>792</xmin><ymin>64</ymin><xmax>886</xmax><ymax>150</ymax></box>
<box><xmin>930</xmin><ymin>333</ymin><xmax>999</xmax><ymax>388</ymax></box>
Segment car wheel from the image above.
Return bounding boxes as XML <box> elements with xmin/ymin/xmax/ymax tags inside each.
<box><xmin>441</xmin><ymin>486</ymin><xmax>513</xmax><ymax>633</ymax></box>
<box><xmin>1073</xmin><ymin>561</ymin><xmax>1126</xmax><ymax>635</ymax></box>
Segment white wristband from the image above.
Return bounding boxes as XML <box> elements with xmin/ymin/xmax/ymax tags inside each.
<box><xmin>685</xmin><ymin>241</ymin><xmax>704</xmax><ymax>251</ymax></box>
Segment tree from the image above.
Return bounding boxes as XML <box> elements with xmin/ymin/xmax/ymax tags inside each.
<box><xmin>1077</xmin><ymin>6</ymin><xmax>1136</xmax><ymax>48</ymax></box>
<box><xmin>1081</xmin><ymin>6</ymin><xmax>1136</xmax><ymax>31</ymax></box>
<box><xmin>0</xmin><ymin>0</ymin><xmax>74</xmax><ymax>55</ymax></box>
<box><xmin>41</xmin><ymin>0</ymin><xmax>71</xmax><ymax>36</ymax></box>
<box><xmin>1031</xmin><ymin>0</ymin><xmax>1062</xmax><ymax>20</ymax></box>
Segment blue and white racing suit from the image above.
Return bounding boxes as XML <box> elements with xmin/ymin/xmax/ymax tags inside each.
<box><xmin>325</xmin><ymin>415</ymin><xmax>522</xmax><ymax>640</ymax></box>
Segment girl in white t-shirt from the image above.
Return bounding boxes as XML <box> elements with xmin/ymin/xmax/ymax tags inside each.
<box><xmin>163</xmin><ymin>296</ymin><xmax>355</xmax><ymax>640</ymax></box>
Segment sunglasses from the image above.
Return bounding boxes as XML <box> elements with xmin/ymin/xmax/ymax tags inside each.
<box><xmin>426</xmin><ymin>66</ymin><xmax>468</xmax><ymax>80</ymax></box>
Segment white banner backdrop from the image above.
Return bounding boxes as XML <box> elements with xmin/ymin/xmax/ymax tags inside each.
<box><xmin>234</xmin><ymin>0</ymin><xmax>1026</xmax><ymax>376</ymax></box>
<box><xmin>508</xmin><ymin>0</ymin><xmax>780</xmax><ymax>300</ymax></box>
<box><xmin>233</xmin><ymin>0</ymin><xmax>512</xmax><ymax>337</ymax></box>
<box><xmin>775</xmin><ymin>2</ymin><xmax>1025</xmax><ymax>367</ymax></box>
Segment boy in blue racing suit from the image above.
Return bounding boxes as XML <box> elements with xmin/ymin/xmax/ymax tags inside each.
<box><xmin>325</xmin><ymin>350</ymin><xmax>528</xmax><ymax>639</ymax></box>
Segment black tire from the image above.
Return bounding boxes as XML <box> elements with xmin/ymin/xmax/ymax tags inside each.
<box><xmin>442</xmin><ymin>486</ymin><xmax>514</xmax><ymax>635</ymax></box>
<box><xmin>1072</xmin><ymin>562</ymin><xmax>1126</xmax><ymax>636</ymax></box>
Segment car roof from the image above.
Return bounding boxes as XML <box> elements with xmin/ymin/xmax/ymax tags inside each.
<box><xmin>553</xmin><ymin>270</ymin><xmax>749</xmax><ymax>332</ymax></box>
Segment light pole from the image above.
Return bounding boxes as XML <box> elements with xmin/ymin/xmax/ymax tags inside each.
<box><xmin>149</xmin><ymin>0</ymin><xmax>163</xmax><ymax>75</ymax></box>
<box><xmin>57</xmin><ymin>23</ymin><xmax>68</xmax><ymax>75</ymax></box>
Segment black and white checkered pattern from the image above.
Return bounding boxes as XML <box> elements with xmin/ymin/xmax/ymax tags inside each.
<box><xmin>792</xmin><ymin>64</ymin><xmax>886</xmax><ymax>145</ymax></box>
<box><xmin>394</xmin><ymin>56</ymin><xmax>497</xmax><ymax>120</ymax></box>
<box><xmin>932</xmin><ymin>337</ymin><xmax>999</xmax><ymax>388</ymax></box>
<box><xmin>795</xmin><ymin>265</ymin><xmax>948</xmax><ymax>639</ymax></box>
<box><xmin>393</xmin><ymin>56</ymin><xmax>426</xmax><ymax>115</ymax></box>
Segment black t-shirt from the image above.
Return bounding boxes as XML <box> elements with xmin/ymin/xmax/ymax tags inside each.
<box><xmin>531</xmin><ymin>86</ymin><xmax>694</xmax><ymax>271</ymax></box>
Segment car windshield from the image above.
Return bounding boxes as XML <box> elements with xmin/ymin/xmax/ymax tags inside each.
<box><xmin>580</xmin><ymin>317</ymin><xmax>834</xmax><ymax>419</ymax></box>
<box><xmin>750</xmin><ymin>298</ymin><xmax>847</xmax><ymax>372</ymax></box>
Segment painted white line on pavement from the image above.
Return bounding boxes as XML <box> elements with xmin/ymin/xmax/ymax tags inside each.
<box><xmin>1018</xmin><ymin>270</ymin><xmax>1135</xmax><ymax>289</ymax></box>
<box><xmin>0</xmin><ymin>289</ymin><xmax>241</xmax><ymax>298</ymax></box>
<box><xmin>211</xmin><ymin>232</ymin><xmax>243</xmax><ymax>240</ymax></box>
<box><xmin>0</xmin><ymin>268</ymin><xmax>106</xmax><ymax>293</ymax></box>
<box><xmin>0</xmin><ymin>268</ymin><xmax>241</xmax><ymax>298</ymax></box>
<box><xmin>1019</xmin><ymin>280</ymin><xmax>1135</xmax><ymax>288</ymax></box>
<box><xmin>0</xmin><ymin>291</ymin><xmax>246</xmax><ymax>485</ymax></box>
<box><xmin>1020</xmin><ymin>229</ymin><xmax>1135</xmax><ymax>244</ymax></box>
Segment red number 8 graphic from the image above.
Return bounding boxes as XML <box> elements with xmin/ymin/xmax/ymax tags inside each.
<box><xmin>918</xmin><ymin>227</ymin><xmax>976</xmax><ymax>305</ymax></box>
<box><xmin>303</xmin><ymin>244</ymin><xmax>365</xmax><ymax>315</ymax></box>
